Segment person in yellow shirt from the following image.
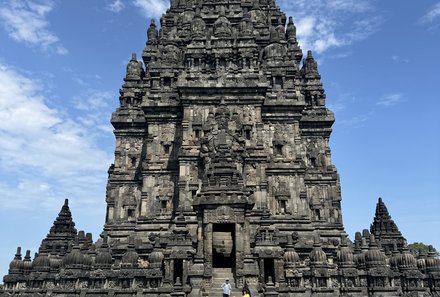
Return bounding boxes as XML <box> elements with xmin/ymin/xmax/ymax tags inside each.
<box><xmin>241</xmin><ymin>289</ymin><xmax>250</xmax><ymax>297</ymax></box>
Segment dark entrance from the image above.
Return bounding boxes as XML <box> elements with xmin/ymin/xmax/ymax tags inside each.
<box><xmin>212</xmin><ymin>224</ymin><xmax>235</xmax><ymax>268</ymax></box>
<box><xmin>173</xmin><ymin>259</ymin><xmax>183</xmax><ymax>284</ymax></box>
<box><xmin>264</xmin><ymin>258</ymin><xmax>275</xmax><ymax>283</ymax></box>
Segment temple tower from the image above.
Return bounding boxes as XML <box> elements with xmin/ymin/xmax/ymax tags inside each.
<box><xmin>4</xmin><ymin>1</ymin><xmax>434</xmax><ymax>296</ymax></box>
<box><xmin>104</xmin><ymin>0</ymin><xmax>344</xmax><ymax>287</ymax></box>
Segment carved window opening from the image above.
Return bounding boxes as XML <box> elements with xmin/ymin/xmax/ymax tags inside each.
<box><xmin>274</xmin><ymin>76</ymin><xmax>283</xmax><ymax>90</ymax></box>
<box><xmin>164</xmin><ymin>144</ymin><xmax>171</xmax><ymax>154</ymax></box>
<box><xmin>194</xmin><ymin>59</ymin><xmax>200</xmax><ymax>69</ymax></box>
<box><xmin>275</xmin><ymin>144</ymin><xmax>283</xmax><ymax>155</ymax></box>
<box><xmin>173</xmin><ymin>259</ymin><xmax>183</xmax><ymax>284</ymax></box>
<box><xmin>287</xmin><ymin>277</ymin><xmax>300</xmax><ymax>287</ymax></box>
<box><xmin>313</xmin><ymin>94</ymin><xmax>319</xmax><ymax>106</ymax></box>
<box><xmin>278</xmin><ymin>200</ymin><xmax>286</xmax><ymax>214</ymax></box>
<box><xmin>346</xmin><ymin>277</ymin><xmax>356</xmax><ymax>287</ymax></box>
<box><xmin>245</xmin><ymin>130</ymin><xmax>251</xmax><ymax>140</ymax></box>
<box><xmin>317</xmin><ymin>277</ymin><xmax>327</xmax><ymax>287</ymax></box>
<box><xmin>244</xmin><ymin>58</ymin><xmax>251</xmax><ymax>68</ymax></box>
<box><xmin>127</xmin><ymin>208</ymin><xmax>135</xmax><ymax>218</ymax></box>
<box><xmin>194</xmin><ymin>130</ymin><xmax>200</xmax><ymax>139</ymax></box>
<box><xmin>164</xmin><ymin>77</ymin><xmax>172</xmax><ymax>87</ymax></box>
<box><xmin>264</xmin><ymin>258</ymin><xmax>275</xmax><ymax>283</ymax></box>
<box><xmin>219</xmin><ymin>58</ymin><xmax>227</xmax><ymax>69</ymax></box>
<box><xmin>310</xmin><ymin>157</ymin><xmax>316</xmax><ymax>167</ymax></box>
<box><xmin>121</xmin><ymin>279</ymin><xmax>131</xmax><ymax>289</ymax></box>
<box><xmin>131</xmin><ymin>157</ymin><xmax>137</xmax><ymax>167</ymax></box>
<box><xmin>192</xmin><ymin>190</ymin><xmax>197</xmax><ymax>198</ymax></box>
<box><xmin>161</xmin><ymin>200</ymin><xmax>167</xmax><ymax>210</ymax></box>
<box><xmin>314</xmin><ymin>209</ymin><xmax>321</xmax><ymax>221</ymax></box>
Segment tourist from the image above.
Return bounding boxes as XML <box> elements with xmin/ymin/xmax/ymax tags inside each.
<box><xmin>241</xmin><ymin>288</ymin><xmax>250</xmax><ymax>297</ymax></box>
<box><xmin>221</xmin><ymin>279</ymin><xmax>232</xmax><ymax>297</ymax></box>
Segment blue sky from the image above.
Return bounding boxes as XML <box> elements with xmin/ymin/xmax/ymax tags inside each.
<box><xmin>0</xmin><ymin>0</ymin><xmax>439</xmax><ymax>279</ymax></box>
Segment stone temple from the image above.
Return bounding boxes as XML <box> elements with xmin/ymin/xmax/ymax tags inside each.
<box><xmin>2</xmin><ymin>0</ymin><xmax>440</xmax><ymax>296</ymax></box>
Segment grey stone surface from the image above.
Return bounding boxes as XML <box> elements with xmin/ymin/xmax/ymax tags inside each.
<box><xmin>2</xmin><ymin>0</ymin><xmax>439</xmax><ymax>296</ymax></box>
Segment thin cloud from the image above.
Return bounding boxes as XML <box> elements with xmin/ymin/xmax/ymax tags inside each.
<box><xmin>391</xmin><ymin>55</ymin><xmax>410</xmax><ymax>63</ymax></box>
<box><xmin>0</xmin><ymin>0</ymin><xmax>67</xmax><ymax>54</ymax></box>
<box><xmin>278</xmin><ymin>0</ymin><xmax>381</xmax><ymax>54</ymax></box>
<box><xmin>73</xmin><ymin>90</ymin><xmax>112</xmax><ymax>111</ymax></box>
<box><xmin>107</xmin><ymin>0</ymin><xmax>125</xmax><ymax>13</ymax></box>
<box><xmin>420</xmin><ymin>2</ymin><xmax>440</xmax><ymax>24</ymax></box>
<box><xmin>377</xmin><ymin>93</ymin><xmax>404</xmax><ymax>107</ymax></box>
<box><xmin>0</xmin><ymin>64</ymin><xmax>112</xmax><ymax>210</ymax></box>
<box><xmin>339</xmin><ymin>114</ymin><xmax>370</xmax><ymax>126</ymax></box>
<box><xmin>132</xmin><ymin>0</ymin><xmax>169</xmax><ymax>18</ymax></box>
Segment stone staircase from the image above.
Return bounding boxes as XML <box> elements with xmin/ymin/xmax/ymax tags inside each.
<box><xmin>206</xmin><ymin>268</ymin><xmax>242</xmax><ymax>297</ymax></box>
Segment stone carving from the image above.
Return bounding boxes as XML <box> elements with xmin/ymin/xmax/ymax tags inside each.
<box><xmin>199</xmin><ymin>102</ymin><xmax>246</xmax><ymax>175</ymax></box>
<box><xmin>147</xmin><ymin>19</ymin><xmax>159</xmax><ymax>45</ymax></box>
<box><xmin>2</xmin><ymin>0</ymin><xmax>432</xmax><ymax>296</ymax></box>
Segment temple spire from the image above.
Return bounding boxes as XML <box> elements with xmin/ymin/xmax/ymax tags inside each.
<box><xmin>370</xmin><ymin>197</ymin><xmax>406</xmax><ymax>251</ymax></box>
<box><xmin>39</xmin><ymin>198</ymin><xmax>78</xmax><ymax>256</ymax></box>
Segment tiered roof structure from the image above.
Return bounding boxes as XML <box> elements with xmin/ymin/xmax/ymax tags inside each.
<box><xmin>2</xmin><ymin>0</ymin><xmax>439</xmax><ymax>296</ymax></box>
<box><xmin>370</xmin><ymin>197</ymin><xmax>406</xmax><ymax>251</ymax></box>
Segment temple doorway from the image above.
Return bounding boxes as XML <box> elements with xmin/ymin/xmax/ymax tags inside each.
<box><xmin>212</xmin><ymin>223</ymin><xmax>235</xmax><ymax>268</ymax></box>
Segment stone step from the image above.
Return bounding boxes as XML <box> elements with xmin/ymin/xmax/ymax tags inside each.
<box><xmin>206</xmin><ymin>289</ymin><xmax>242</xmax><ymax>297</ymax></box>
<box><xmin>212</xmin><ymin>274</ymin><xmax>234</xmax><ymax>279</ymax></box>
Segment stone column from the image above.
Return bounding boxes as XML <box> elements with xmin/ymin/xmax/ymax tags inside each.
<box><xmin>197</xmin><ymin>217</ymin><xmax>203</xmax><ymax>257</ymax></box>
<box><xmin>204</xmin><ymin>223</ymin><xmax>213</xmax><ymax>268</ymax></box>
<box><xmin>183</xmin><ymin>259</ymin><xmax>188</xmax><ymax>284</ymax></box>
<box><xmin>165</xmin><ymin>259</ymin><xmax>172</xmax><ymax>284</ymax></box>
<box><xmin>244</xmin><ymin>218</ymin><xmax>251</xmax><ymax>255</ymax></box>
<box><xmin>236</xmin><ymin>223</ymin><xmax>244</xmax><ymax>271</ymax></box>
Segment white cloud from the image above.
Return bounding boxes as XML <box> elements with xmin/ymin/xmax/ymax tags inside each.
<box><xmin>132</xmin><ymin>0</ymin><xmax>169</xmax><ymax>18</ymax></box>
<box><xmin>391</xmin><ymin>55</ymin><xmax>409</xmax><ymax>63</ymax></box>
<box><xmin>0</xmin><ymin>0</ymin><xmax>67</xmax><ymax>54</ymax></box>
<box><xmin>339</xmin><ymin>114</ymin><xmax>370</xmax><ymax>126</ymax></box>
<box><xmin>377</xmin><ymin>93</ymin><xmax>404</xmax><ymax>107</ymax></box>
<box><xmin>73</xmin><ymin>90</ymin><xmax>112</xmax><ymax>111</ymax></box>
<box><xmin>420</xmin><ymin>2</ymin><xmax>440</xmax><ymax>23</ymax></box>
<box><xmin>107</xmin><ymin>0</ymin><xmax>125</xmax><ymax>13</ymax></box>
<box><xmin>0</xmin><ymin>64</ymin><xmax>113</xmax><ymax>210</ymax></box>
<box><xmin>278</xmin><ymin>0</ymin><xmax>381</xmax><ymax>54</ymax></box>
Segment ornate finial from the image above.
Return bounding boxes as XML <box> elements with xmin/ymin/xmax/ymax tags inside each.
<box><xmin>125</xmin><ymin>53</ymin><xmax>143</xmax><ymax>80</ymax></box>
<box><xmin>340</xmin><ymin>235</ymin><xmax>348</xmax><ymax>247</ymax></box>
<box><xmin>369</xmin><ymin>234</ymin><xmax>378</xmax><ymax>247</ymax></box>
<box><xmin>286</xmin><ymin>16</ymin><xmax>297</xmax><ymax>41</ymax></box>
<box><xmin>313</xmin><ymin>233</ymin><xmax>321</xmax><ymax>247</ymax></box>
<box><xmin>147</xmin><ymin>19</ymin><xmax>159</xmax><ymax>45</ymax></box>
<box><xmin>218</xmin><ymin>5</ymin><xmax>226</xmax><ymax>17</ymax></box>
<box><xmin>354</xmin><ymin>239</ymin><xmax>361</xmax><ymax>252</ymax></box>
<box><xmin>362</xmin><ymin>229</ymin><xmax>370</xmax><ymax>239</ymax></box>
<box><xmin>15</xmin><ymin>247</ymin><xmax>22</xmax><ymax>258</ymax></box>
<box><xmin>64</xmin><ymin>198</ymin><xmax>69</xmax><ymax>206</ymax></box>
<box><xmin>302</xmin><ymin>50</ymin><xmax>319</xmax><ymax>76</ymax></box>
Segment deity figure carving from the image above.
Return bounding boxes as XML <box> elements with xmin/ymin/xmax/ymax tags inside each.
<box><xmin>214</xmin><ymin>16</ymin><xmax>232</xmax><ymax>38</ymax></box>
<box><xmin>250</xmin><ymin>2</ymin><xmax>267</xmax><ymax>28</ymax></box>
<box><xmin>199</xmin><ymin>102</ymin><xmax>246</xmax><ymax>175</ymax></box>
<box><xmin>162</xmin><ymin>44</ymin><xmax>182</xmax><ymax>65</ymax></box>
<box><xmin>191</xmin><ymin>9</ymin><xmax>206</xmax><ymax>38</ymax></box>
